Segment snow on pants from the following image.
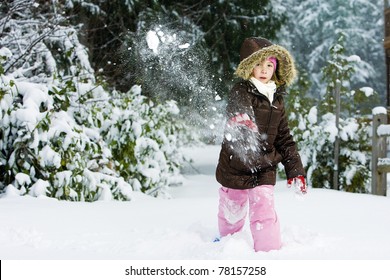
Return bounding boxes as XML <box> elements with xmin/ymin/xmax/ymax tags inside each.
<box><xmin>218</xmin><ymin>185</ymin><xmax>281</xmax><ymax>252</ymax></box>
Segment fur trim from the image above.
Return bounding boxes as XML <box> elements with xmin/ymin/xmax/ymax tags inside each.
<box><xmin>235</xmin><ymin>44</ymin><xmax>297</xmax><ymax>86</ymax></box>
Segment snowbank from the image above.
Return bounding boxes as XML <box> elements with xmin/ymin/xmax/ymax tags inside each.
<box><xmin>1</xmin><ymin>145</ymin><xmax>389</xmax><ymax>260</ymax></box>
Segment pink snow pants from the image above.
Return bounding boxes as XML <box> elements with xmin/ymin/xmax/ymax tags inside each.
<box><xmin>218</xmin><ymin>185</ymin><xmax>281</xmax><ymax>252</ymax></box>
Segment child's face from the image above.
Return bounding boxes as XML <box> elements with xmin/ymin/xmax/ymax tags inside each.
<box><xmin>252</xmin><ymin>59</ymin><xmax>275</xmax><ymax>84</ymax></box>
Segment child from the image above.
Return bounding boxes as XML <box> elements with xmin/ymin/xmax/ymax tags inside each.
<box><xmin>215</xmin><ymin>37</ymin><xmax>307</xmax><ymax>252</ymax></box>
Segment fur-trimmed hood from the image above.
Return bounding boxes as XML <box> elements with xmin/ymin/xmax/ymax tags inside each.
<box><xmin>235</xmin><ymin>37</ymin><xmax>297</xmax><ymax>86</ymax></box>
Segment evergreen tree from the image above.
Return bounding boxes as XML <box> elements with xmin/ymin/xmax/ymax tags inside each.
<box><xmin>61</xmin><ymin>0</ymin><xmax>285</xmax><ymax>94</ymax></box>
<box><xmin>56</xmin><ymin>0</ymin><xmax>285</xmax><ymax>142</ymax></box>
<box><xmin>302</xmin><ymin>33</ymin><xmax>378</xmax><ymax>192</ymax></box>
<box><xmin>277</xmin><ymin>69</ymin><xmax>315</xmax><ymax>179</ymax></box>
<box><xmin>276</xmin><ymin>0</ymin><xmax>385</xmax><ymax>102</ymax></box>
<box><xmin>165</xmin><ymin>0</ymin><xmax>286</xmax><ymax>83</ymax></box>
<box><xmin>0</xmin><ymin>0</ymin><xmax>191</xmax><ymax>200</ymax></box>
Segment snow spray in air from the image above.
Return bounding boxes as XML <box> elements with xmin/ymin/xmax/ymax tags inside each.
<box><xmin>129</xmin><ymin>25</ymin><xmax>226</xmax><ymax>143</ymax></box>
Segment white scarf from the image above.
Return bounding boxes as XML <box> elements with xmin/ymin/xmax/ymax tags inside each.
<box><xmin>249</xmin><ymin>77</ymin><xmax>277</xmax><ymax>103</ymax></box>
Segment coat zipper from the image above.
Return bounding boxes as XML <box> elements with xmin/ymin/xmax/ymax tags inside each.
<box><xmin>265</xmin><ymin>96</ymin><xmax>278</xmax><ymax>134</ymax></box>
<box><xmin>266</xmin><ymin>105</ymin><xmax>273</xmax><ymax>134</ymax></box>
<box><xmin>248</xmin><ymin>81</ymin><xmax>279</xmax><ymax>135</ymax></box>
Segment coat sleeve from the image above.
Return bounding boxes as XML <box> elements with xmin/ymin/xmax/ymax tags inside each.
<box><xmin>222</xmin><ymin>83</ymin><xmax>261</xmax><ymax>172</ymax></box>
<box><xmin>226</xmin><ymin>84</ymin><xmax>256</xmax><ymax>119</ymax></box>
<box><xmin>274</xmin><ymin>104</ymin><xmax>306</xmax><ymax>179</ymax></box>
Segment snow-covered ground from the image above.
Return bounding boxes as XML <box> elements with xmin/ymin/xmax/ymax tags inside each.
<box><xmin>1</xmin><ymin>145</ymin><xmax>390</xmax><ymax>260</ymax></box>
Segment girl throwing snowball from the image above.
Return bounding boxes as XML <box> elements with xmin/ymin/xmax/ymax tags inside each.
<box><xmin>215</xmin><ymin>37</ymin><xmax>307</xmax><ymax>252</ymax></box>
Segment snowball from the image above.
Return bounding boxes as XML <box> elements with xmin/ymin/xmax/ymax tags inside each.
<box><xmin>146</xmin><ymin>31</ymin><xmax>160</xmax><ymax>54</ymax></box>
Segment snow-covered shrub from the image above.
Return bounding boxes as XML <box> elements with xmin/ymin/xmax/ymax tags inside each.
<box><xmin>1</xmin><ymin>2</ymin><xmax>192</xmax><ymax>200</ymax></box>
<box><xmin>0</xmin><ymin>0</ymin><xmax>133</xmax><ymax>201</ymax></box>
<box><xmin>0</xmin><ymin>61</ymin><xmax>132</xmax><ymax>201</ymax></box>
<box><xmin>288</xmin><ymin>33</ymin><xmax>378</xmax><ymax>193</ymax></box>
<box><xmin>1</xmin><ymin>46</ymin><xmax>190</xmax><ymax>200</ymax></box>
<box><xmin>299</xmin><ymin>109</ymin><xmax>372</xmax><ymax>193</ymax></box>
<box><xmin>99</xmin><ymin>85</ymin><xmax>189</xmax><ymax>197</ymax></box>
<box><xmin>1</xmin><ymin>1</ymin><xmax>95</xmax><ymax>84</ymax></box>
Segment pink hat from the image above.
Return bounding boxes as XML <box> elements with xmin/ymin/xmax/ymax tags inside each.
<box><xmin>268</xmin><ymin>57</ymin><xmax>277</xmax><ymax>71</ymax></box>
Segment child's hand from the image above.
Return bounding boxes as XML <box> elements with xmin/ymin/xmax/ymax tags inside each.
<box><xmin>287</xmin><ymin>175</ymin><xmax>307</xmax><ymax>194</ymax></box>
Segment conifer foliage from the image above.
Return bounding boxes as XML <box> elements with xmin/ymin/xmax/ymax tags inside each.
<box><xmin>288</xmin><ymin>33</ymin><xmax>378</xmax><ymax>192</ymax></box>
<box><xmin>0</xmin><ymin>0</ymin><xmax>188</xmax><ymax>200</ymax></box>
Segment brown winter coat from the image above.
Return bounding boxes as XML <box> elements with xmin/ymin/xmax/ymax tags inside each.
<box><xmin>215</xmin><ymin>81</ymin><xmax>305</xmax><ymax>189</ymax></box>
<box><xmin>215</xmin><ymin>37</ymin><xmax>305</xmax><ymax>189</ymax></box>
